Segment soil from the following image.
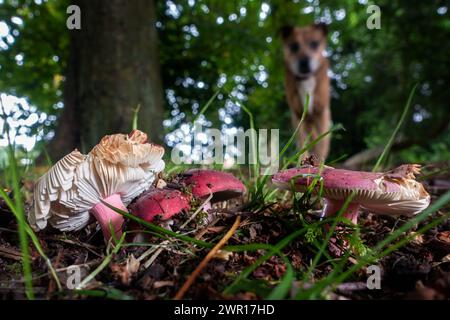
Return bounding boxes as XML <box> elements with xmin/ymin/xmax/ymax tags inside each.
<box><xmin>0</xmin><ymin>165</ymin><xmax>449</xmax><ymax>300</ymax></box>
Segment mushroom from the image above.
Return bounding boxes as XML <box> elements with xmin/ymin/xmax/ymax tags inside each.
<box><xmin>272</xmin><ymin>164</ymin><xmax>430</xmax><ymax>224</ymax></box>
<box><xmin>30</xmin><ymin>130</ymin><xmax>165</xmax><ymax>241</ymax></box>
<box><xmin>177</xmin><ymin>169</ymin><xmax>246</xmax><ymax>212</ymax></box>
<box><xmin>130</xmin><ymin>187</ymin><xmax>190</xmax><ymax>223</ymax></box>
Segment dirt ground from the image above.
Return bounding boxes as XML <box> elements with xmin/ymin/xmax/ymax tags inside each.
<box><xmin>0</xmin><ymin>165</ymin><xmax>449</xmax><ymax>300</ymax></box>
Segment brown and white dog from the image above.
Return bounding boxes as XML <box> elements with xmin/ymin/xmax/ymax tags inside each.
<box><xmin>280</xmin><ymin>23</ymin><xmax>331</xmax><ymax>160</ymax></box>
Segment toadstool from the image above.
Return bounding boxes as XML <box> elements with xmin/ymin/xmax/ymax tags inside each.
<box><xmin>177</xmin><ymin>169</ymin><xmax>246</xmax><ymax>212</ymax></box>
<box><xmin>272</xmin><ymin>164</ymin><xmax>430</xmax><ymax>224</ymax></box>
<box><xmin>130</xmin><ymin>187</ymin><xmax>190</xmax><ymax>223</ymax></box>
<box><xmin>30</xmin><ymin>130</ymin><xmax>165</xmax><ymax>241</ymax></box>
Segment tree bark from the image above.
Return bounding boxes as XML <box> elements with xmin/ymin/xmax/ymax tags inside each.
<box><xmin>48</xmin><ymin>0</ymin><xmax>164</xmax><ymax>161</ymax></box>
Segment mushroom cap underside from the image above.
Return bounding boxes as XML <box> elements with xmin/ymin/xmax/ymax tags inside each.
<box><xmin>272</xmin><ymin>166</ymin><xmax>430</xmax><ymax>216</ymax></box>
<box><xmin>30</xmin><ymin>130</ymin><xmax>166</xmax><ymax>231</ymax></box>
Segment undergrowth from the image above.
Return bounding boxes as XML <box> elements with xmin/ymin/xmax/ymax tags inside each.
<box><xmin>0</xmin><ymin>85</ymin><xmax>449</xmax><ymax>300</ymax></box>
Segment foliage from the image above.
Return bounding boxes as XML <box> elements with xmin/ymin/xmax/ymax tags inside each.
<box><xmin>156</xmin><ymin>0</ymin><xmax>450</xmax><ymax>162</ymax></box>
<box><xmin>0</xmin><ymin>0</ymin><xmax>449</xmax><ymax>301</ymax></box>
<box><xmin>0</xmin><ymin>0</ymin><xmax>68</xmax><ymax>113</ymax></box>
<box><xmin>0</xmin><ymin>0</ymin><xmax>448</xmax><ymax>163</ymax></box>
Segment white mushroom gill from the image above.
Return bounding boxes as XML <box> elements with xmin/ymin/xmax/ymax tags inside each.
<box><xmin>361</xmin><ymin>173</ymin><xmax>430</xmax><ymax>216</ymax></box>
<box><xmin>272</xmin><ymin>164</ymin><xmax>431</xmax><ymax>225</ymax></box>
<box><xmin>30</xmin><ymin>149</ymin><xmax>87</xmax><ymax>230</ymax></box>
<box><xmin>30</xmin><ymin>130</ymin><xmax>165</xmax><ymax>240</ymax></box>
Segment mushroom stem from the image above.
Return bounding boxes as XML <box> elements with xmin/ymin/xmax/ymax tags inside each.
<box><xmin>91</xmin><ymin>193</ymin><xmax>126</xmax><ymax>241</ymax></box>
<box><xmin>322</xmin><ymin>199</ymin><xmax>360</xmax><ymax>224</ymax></box>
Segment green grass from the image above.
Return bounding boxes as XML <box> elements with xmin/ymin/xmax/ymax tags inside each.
<box><xmin>1</xmin><ymin>85</ymin><xmax>448</xmax><ymax>300</ymax></box>
<box><xmin>131</xmin><ymin>104</ymin><xmax>141</xmax><ymax>131</ymax></box>
<box><xmin>0</xmin><ymin>99</ymin><xmax>34</xmax><ymax>299</ymax></box>
<box><xmin>154</xmin><ymin>85</ymin><xmax>448</xmax><ymax>299</ymax></box>
<box><xmin>156</xmin><ymin>87</ymin><xmax>447</xmax><ymax>299</ymax></box>
<box><xmin>372</xmin><ymin>84</ymin><xmax>418</xmax><ymax>172</ymax></box>
<box><xmin>0</xmin><ymin>99</ymin><xmax>62</xmax><ymax>299</ymax></box>
<box><xmin>75</xmin><ymin>232</ymin><xmax>127</xmax><ymax>290</ymax></box>
<box><xmin>73</xmin><ymin>287</ymin><xmax>134</xmax><ymax>300</ymax></box>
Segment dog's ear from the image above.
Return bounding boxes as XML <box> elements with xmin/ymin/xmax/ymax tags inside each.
<box><xmin>279</xmin><ymin>25</ymin><xmax>294</xmax><ymax>40</ymax></box>
<box><xmin>313</xmin><ymin>22</ymin><xmax>328</xmax><ymax>36</ymax></box>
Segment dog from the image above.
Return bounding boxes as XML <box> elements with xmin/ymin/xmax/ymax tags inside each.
<box><xmin>280</xmin><ymin>23</ymin><xmax>331</xmax><ymax>160</ymax></box>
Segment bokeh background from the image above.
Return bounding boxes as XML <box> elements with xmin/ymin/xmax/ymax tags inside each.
<box><xmin>0</xmin><ymin>0</ymin><xmax>449</xmax><ymax>167</ymax></box>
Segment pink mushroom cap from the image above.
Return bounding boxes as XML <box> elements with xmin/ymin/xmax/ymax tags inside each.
<box><xmin>180</xmin><ymin>169</ymin><xmax>246</xmax><ymax>203</ymax></box>
<box><xmin>130</xmin><ymin>188</ymin><xmax>190</xmax><ymax>222</ymax></box>
<box><xmin>273</xmin><ymin>166</ymin><xmax>399</xmax><ymax>194</ymax></box>
<box><xmin>272</xmin><ymin>165</ymin><xmax>430</xmax><ymax>218</ymax></box>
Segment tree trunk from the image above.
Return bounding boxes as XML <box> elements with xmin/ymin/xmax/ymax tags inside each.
<box><xmin>48</xmin><ymin>0</ymin><xmax>164</xmax><ymax>161</ymax></box>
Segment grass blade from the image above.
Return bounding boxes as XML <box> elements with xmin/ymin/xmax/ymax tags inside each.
<box><xmin>0</xmin><ymin>97</ymin><xmax>34</xmax><ymax>299</ymax></box>
<box><xmin>279</xmin><ymin>94</ymin><xmax>309</xmax><ymax>160</ymax></box>
<box><xmin>0</xmin><ymin>188</ymin><xmax>62</xmax><ymax>290</ymax></box>
<box><xmin>372</xmin><ymin>84</ymin><xmax>418</xmax><ymax>171</ymax></box>
<box><xmin>266</xmin><ymin>263</ymin><xmax>294</xmax><ymax>300</ymax></box>
<box><xmin>131</xmin><ymin>104</ymin><xmax>141</xmax><ymax>130</ymax></box>
<box><xmin>76</xmin><ymin>232</ymin><xmax>126</xmax><ymax>290</ymax></box>
<box><xmin>193</xmin><ymin>90</ymin><xmax>220</xmax><ymax>123</ymax></box>
<box><xmin>316</xmin><ymin>190</ymin><xmax>450</xmax><ymax>295</ymax></box>
<box><xmin>238</xmin><ymin>101</ymin><xmax>258</xmax><ymax>180</ymax></box>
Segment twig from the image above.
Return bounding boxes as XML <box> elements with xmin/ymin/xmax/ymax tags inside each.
<box><xmin>0</xmin><ymin>261</ymin><xmax>99</xmax><ymax>285</ymax></box>
<box><xmin>0</xmin><ymin>181</ymin><xmax>62</xmax><ymax>291</ymax></box>
<box><xmin>55</xmin><ymin>262</ymin><xmax>98</xmax><ymax>273</ymax></box>
<box><xmin>138</xmin><ymin>229</ymin><xmax>197</xmax><ymax>268</ymax></box>
<box><xmin>180</xmin><ymin>193</ymin><xmax>213</xmax><ymax>229</ymax></box>
<box><xmin>43</xmin><ymin>235</ymin><xmax>102</xmax><ymax>258</ymax></box>
<box><xmin>75</xmin><ymin>233</ymin><xmax>126</xmax><ymax>290</ymax></box>
<box><xmin>174</xmin><ymin>215</ymin><xmax>241</xmax><ymax>300</ymax></box>
<box><xmin>136</xmin><ymin>244</ymin><xmax>163</xmax><ymax>262</ymax></box>
<box><xmin>47</xmin><ymin>250</ymin><xmax>63</xmax><ymax>298</ymax></box>
<box><xmin>0</xmin><ymin>227</ymin><xmax>18</xmax><ymax>233</ymax></box>
<box><xmin>144</xmin><ymin>245</ymin><xmax>167</xmax><ymax>269</ymax></box>
<box><xmin>194</xmin><ymin>217</ymin><xmax>220</xmax><ymax>240</ymax></box>
<box><xmin>0</xmin><ymin>245</ymin><xmax>23</xmax><ymax>261</ymax></box>
<box><xmin>335</xmin><ymin>282</ymin><xmax>368</xmax><ymax>293</ymax></box>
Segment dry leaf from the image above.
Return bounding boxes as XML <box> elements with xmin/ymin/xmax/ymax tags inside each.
<box><xmin>111</xmin><ymin>254</ymin><xmax>140</xmax><ymax>285</ymax></box>
<box><xmin>213</xmin><ymin>249</ymin><xmax>233</xmax><ymax>261</ymax></box>
<box><xmin>410</xmin><ymin>231</ymin><xmax>424</xmax><ymax>245</ymax></box>
<box><xmin>153</xmin><ymin>280</ymin><xmax>174</xmax><ymax>289</ymax></box>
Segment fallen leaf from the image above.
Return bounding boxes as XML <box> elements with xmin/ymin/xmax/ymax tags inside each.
<box><xmin>437</xmin><ymin>231</ymin><xmax>450</xmax><ymax>243</ymax></box>
<box><xmin>111</xmin><ymin>254</ymin><xmax>140</xmax><ymax>285</ymax></box>
<box><xmin>212</xmin><ymin>249</ymin><xmax>233</xmax><ymax>261</ymax></box>
<box><xmin>409</xmin><ymin>231</ymin><xmax>424</xmax><ymax>245</ymax></box>
<box><xmin>156</xmin><ymin>179</ymin><xmax>167</xmax><ymax>189</ymax></box>
<box><xmin>153</xmin><ymin>280</ymin><xmax>174</xmax><ymax>288</ymax></box>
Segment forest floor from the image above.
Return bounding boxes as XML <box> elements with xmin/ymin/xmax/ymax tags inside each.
<box><xmin>0</xmin><ymin>163</ymin><xmax>449</xmax><ymax>300</ymax></box>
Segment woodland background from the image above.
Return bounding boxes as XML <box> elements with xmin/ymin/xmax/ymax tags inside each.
<box><xmin>0</xmin><ymin>0</ymin><xmax>448</xmax><ymax>166</ymax></box>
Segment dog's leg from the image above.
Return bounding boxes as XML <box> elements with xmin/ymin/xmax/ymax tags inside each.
<box><xmin>294</xmin><ymin>111</ymin><xmax>314</xmax><ymax>158</ymax></box>
<box><xmin>313</xmin><ymin>107</ymin><xmax>331</xmax><ymax>160</ymax></box>
<box><xmin>299</xmin><ymin>117</ymin><xmax>317</xmax><ymax>158</ymax></box>
<box><xmin>288</xmin><ymin>108</ymin><xmax>303</xmax><ymax>149</ymax></box>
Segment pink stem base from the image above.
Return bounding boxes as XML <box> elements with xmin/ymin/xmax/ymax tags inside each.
<box><xmin>91</xmin><ymin>193</ymin><xmax>126</xmax><ymax>241</ymax></box>
<box><xmin>322</xmin><ymin>199</ymin><xmax>360</xmax><ymax>224</ymax></box>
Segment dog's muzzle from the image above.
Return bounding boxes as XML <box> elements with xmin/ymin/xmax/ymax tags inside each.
<box><xmin>298</xmin><ymin>58</ymin><xmax>311</xmax><ymax>74</ymax></box>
